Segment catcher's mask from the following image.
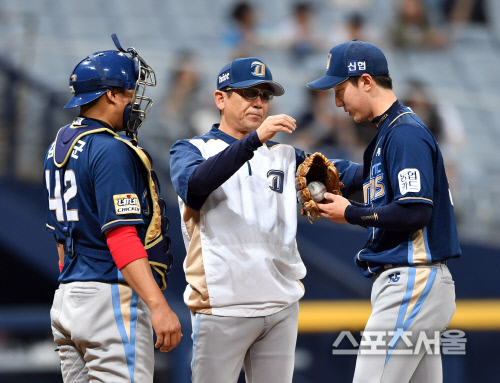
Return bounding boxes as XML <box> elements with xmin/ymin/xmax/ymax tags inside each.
<box><xmin>64</xmin><ymin>33</ymin><xmax>157</xmax><ymax>139</ymax></box>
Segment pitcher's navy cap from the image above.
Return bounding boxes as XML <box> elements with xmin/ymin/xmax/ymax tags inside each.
<box><xmin>308</xmin><ymin>40</ymin><xmax>389</xmax><ymax>90</ymax></box>
<box><xmin>217</xmin><ymin>57</ymin><xmax>285</xmax><ymax>96</ymax></box>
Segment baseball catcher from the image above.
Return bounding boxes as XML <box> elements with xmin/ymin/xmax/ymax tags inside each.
<box><xmin>296</xmin><ymin>152</ymin><xmax>344</xmax><ymax>222</ymax></box>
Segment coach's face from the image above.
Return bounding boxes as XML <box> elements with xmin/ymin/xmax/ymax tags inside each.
<box><xmin>217</xmin><ymin>84</ymin><xmax>271</xmax><ymax>136</ymax></box>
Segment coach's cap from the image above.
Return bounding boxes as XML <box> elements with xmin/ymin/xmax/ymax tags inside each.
<box><xmin>307</xmin><ymin>39</ymin><xmax>389</xmax><ymax>90</ymax></box>
<box><xmin>217</xmin><ymin>57</ymin><xmax>285</xmax><ymax>96</ymax></box>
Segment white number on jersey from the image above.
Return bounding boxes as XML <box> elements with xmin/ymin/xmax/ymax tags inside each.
<box><xmin>45</xmin><ymin>169</ymin><xmax>79</xmax><ymax>222</ymax></box>
<box><xmin>47</xmin><ymin>142</ymin><xmax>55</xmax><ymax>159</ymax></box>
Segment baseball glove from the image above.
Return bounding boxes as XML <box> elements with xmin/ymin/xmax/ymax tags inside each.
<box><xmin>296</xmin><ymin>152</ymin><xmax>344</xmax><ymax>222</ymax></box>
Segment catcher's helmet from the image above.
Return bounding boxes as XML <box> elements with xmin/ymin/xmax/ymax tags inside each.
<box><xmin>64</xmin><ymin>34</ymin><xmax>156</xmax><ymax>138</ymax></box>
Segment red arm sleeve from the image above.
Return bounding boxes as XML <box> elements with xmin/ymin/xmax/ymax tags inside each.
<box><xmin>105</xmin><ymin>225</ymin><xmax>148</xmax><ymax>270</ymax></box>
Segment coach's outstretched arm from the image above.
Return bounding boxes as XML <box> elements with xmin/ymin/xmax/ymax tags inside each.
<box><xmin>170</xmin><ymin>114</ymin><xmax>296</xmax><ymax>211</ymax></box>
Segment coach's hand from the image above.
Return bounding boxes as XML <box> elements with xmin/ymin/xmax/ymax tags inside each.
<box><xmin>151</xmin><ymin>301</ymin><xmax>182</xmax><ymax>352</ymax></box>
<box><xmin>256</xmin><ymin>114</ymin><xmax>296</xmax><ymax>143</ymax></box>
<box><xmin>317</xmin><ymin>193</ymin><xmax>351</xmax><ymax>223</ymax></box>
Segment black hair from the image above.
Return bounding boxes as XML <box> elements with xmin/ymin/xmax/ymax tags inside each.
<box><xmin>348</xmin><ymin>74</ymin><xmax>393</xmax><ymax>89</ymax></box>
<box><xmin>294</xmin><ymin>2</ymin><xmax>312</xmax><ymax>15</ymax></box>
<box><xmin>232</xmin><ymin>2</ymin><xmax>252</xmax><ymax>22</ymax></box>
<box><xmin>348</xmin><ymin>12</ymin><xmax>364</xmax><ymax>27</ymax></box>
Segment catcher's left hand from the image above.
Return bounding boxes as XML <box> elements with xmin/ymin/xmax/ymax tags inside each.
<box><xmin>295</xmin><ymin>152</ymin><xmax>344</xmax><ymax>222</ymax></box>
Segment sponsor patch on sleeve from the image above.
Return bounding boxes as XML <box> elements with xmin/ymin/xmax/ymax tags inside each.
<box><xmin>113</xmin><ymin>193</ymin><xmax>141</xmax><ymax>215</ymax></box>
<box><xmin>398</xmin><ymin>168</ymin><xmax>421</xmax><ymax>195</ymax></box>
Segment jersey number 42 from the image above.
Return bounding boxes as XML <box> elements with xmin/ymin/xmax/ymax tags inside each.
<box><xmin>45</xmin><ymin>169</ymin><xmax>79</xmax><ymax>222</ymax></box>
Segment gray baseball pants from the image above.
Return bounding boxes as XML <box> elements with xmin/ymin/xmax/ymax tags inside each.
<box><xmin>50</xmin><ymin>281</ymin><xmax>154</xmax><ymax>382</ymax></box>
<box><xmin>190</xmin><ymin>301</ymin><xmax>299</xmax><ymax>383</ymax></box>
<box><xmin>353</xmin><ymin>263</ymin><xmax>456</xmax><ymax>383</ymax></box>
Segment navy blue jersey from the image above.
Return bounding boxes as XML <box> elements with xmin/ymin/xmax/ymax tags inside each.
<box><xmin>347</xmin><ymin>103</ymin><xmax>461</xmax><ymax>277</ymax></box>
<box><xmin>43</xmin><ymin>118</ymin><xmax>152</xmax><ymax>283</ymax></box>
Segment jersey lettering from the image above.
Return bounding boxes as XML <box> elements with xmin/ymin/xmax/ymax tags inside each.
<box><xmin>71</xmin><ymin>140</ymin><xmax>86</xmax><ymax>159</ymax></box>
<box><xmin>371</xmin><ymin>163</ymin><xmax>382</xmax><ymax>177</ymax></box>
<box><xmin>374</xmin><ymin>175</ymin><xmax>385</xmax><ymax>200</ymax></box>
<box><xmin>45</xmin><ymin>169</ymin><xmax>79</xmax><ymax>222</ymax></box>
<box><xmin>363</xmin><ymin>175</ymin><xmax>386</xmax><ymax>204</ymax></box>
<box><xmin>267</xmin><ymin>170</ymin><xmax>284</xmax><ymax>193</ymax></box>
<box><xmin>364</xmin><ymin>164</ymin><xmax>386</xmax><ymax>204</ymax></box>
<box><xmin>47</xmin><ymin>142</ymin><xmax>55</xmax><ymax>160</ymax></box>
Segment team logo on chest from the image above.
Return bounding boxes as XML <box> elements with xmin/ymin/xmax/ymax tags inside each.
<box><xmin>113</xmin><ymin>193</ymin><xmax>141</xmax><ymax>215</ymax></box>
<box><xmin>363</xmin><ymin>162</ymin><xmax>386</xmax><ymax>204</ymax></box>
<box><xmin>267</xmin><ymin>170</ymin><xmax>284</xmax><ymax>193</ymax></box>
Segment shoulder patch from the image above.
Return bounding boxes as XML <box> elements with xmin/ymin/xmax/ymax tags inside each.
<box><xmin>398</xmin><ymin>168</ymin><xmax>421</xmax><ymax>195</ymax></box>
<box><xmin>113</xmin><ymin>193</ymin><xmax>140</xmax><ymax>215</ymax></box>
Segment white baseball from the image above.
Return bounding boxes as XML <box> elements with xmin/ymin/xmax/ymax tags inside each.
<box><xmin>308</xmin><ymin>181</ymin><xmax>327</xmax><ymax>203</ymax></box>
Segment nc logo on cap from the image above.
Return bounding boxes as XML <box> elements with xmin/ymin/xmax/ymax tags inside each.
<box><xmin>326</xmin><ymin>54</ymin><xmax>332</xmax><ymax>70</ymax></box>
<box><xmin>251</xmin><ymin>62</ymin><xmax>265</xmax><ymax>77</ymax></box>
